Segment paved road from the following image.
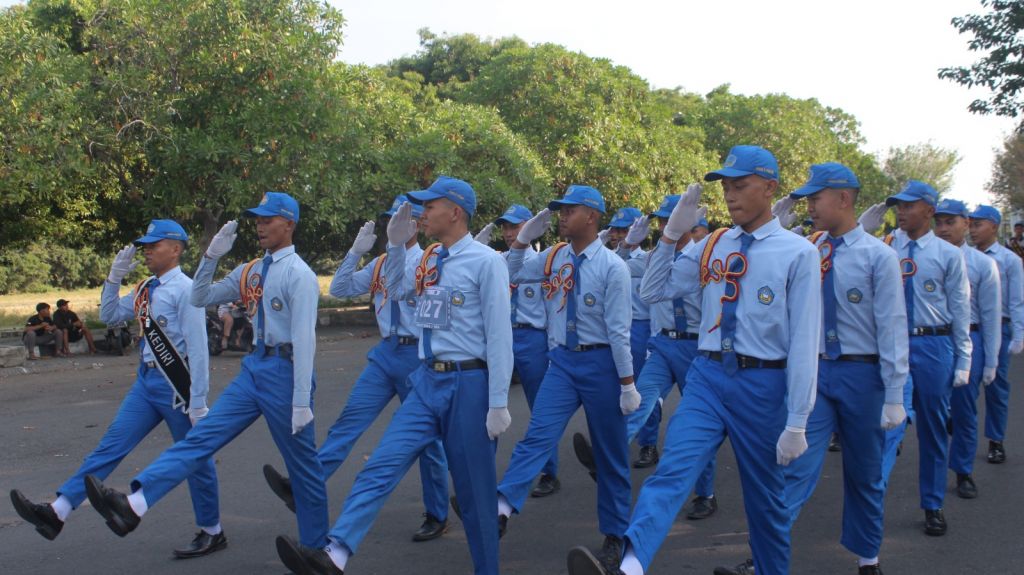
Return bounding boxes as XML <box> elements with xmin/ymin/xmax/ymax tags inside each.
<box><xmin>1</xmin><ymin>328</ymin><xmax>1022</xmax><ymax>574</ymax></box>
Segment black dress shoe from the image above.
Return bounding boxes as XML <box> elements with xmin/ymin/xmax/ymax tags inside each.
<box><xmin>84</xmin><ymin>475</ymin><xmax>140</xmax><ymax>537</ymax></box>
<box><xmin>412</xmin><ymin>512</ymin><xmax>448</xmax><ymax>542</ymax></box>
<box><xmin>573</xmin><ymin>433</ymin><xmax>599</xmax><ymax>482</ymax></box>
<box><xmin>264</xmin><ymin>464</ymin><xmax>296</xmax><ymax>513</ymax></box>
<box><xmin>531</xmin><ymin>473</ymin><xmax>561</xmax><ymax>497</ymax></box>
<box><xmin>858</xmin><ymin>563</ymin><xmax>883</xmax><ymax>575</ymax></box>
<box><xmin>567</xmin><ymin>545</ymin><xmax>619</xmax><ymax>575</ymax></box>
<box><xmin>599</xmin><ymin>535</ymin><xmax>624</xmax><ymax>567</ymax></box>
<box><xmin>449</xmin><ymin>495</ymin><xmax>508</xmax><ymax>538</ymax></box>
<box><xmin>956</xmin><ymin>473</ymin><xmax>978</xmax><ymax>499</ymax></box>
<box><xmin>988</xmin><ymin>440</ymin><xmax>1006</xmax><ymax>464</ymax></box>
<box><xmin>924</xmin><ymin>508</ymin><xmax>947</xmax><ymax>536</ymax></box>
<box><xmin>10</xmin><ymin>489</ymin><xmax>63</xmax><ymax>540</ymax></box>
<box><xmin>828</xmin><ymin>432</ymin><xmax>842</xmax><ymax>452</ymax></box>
<box><xmin>685</xmin><ymin>495</ymin><xmax>718</xmax><ymax>520</ymax></box>
<box><xmin>714</xmin><ymin>559</ymin><xmax>755</xmax><ymax>575</ymax></box>
<box><xmin>632</xmin><ymin>445</ymin><xmax>659</xmax><ymax>468</ymax></box>
<box><xmin>173</xmin><ymin>530</ymin><xmax>228</xmax><ymax>558</ymax></box>
<box><xmin>276</xmin><ymin>535</ymin><xmax>343</xmax><ymax>575</ymax></box>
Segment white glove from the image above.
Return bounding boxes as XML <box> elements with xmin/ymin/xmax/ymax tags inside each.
<box><xmin>349</xmin><ymin>221</ymin><xmax>376</xmax><ymax>256</ymax></box>
<box><xmin>776</xmin><ymin>426</ymin><xmax>807</xmax><ymax>466</ymax></box>
<box><xmin>982</xmin><ymin>367</ymin><xmax>997</xmax><ymax>386</ymax></box>
<box><xmin>880</xmin><ymin>403</ymin><xmax>906</xmax><ymax>430</ymax></box>
<box><xmin>291</xmin><ymin>406</ymin><xmax>314</xmax><ymax>435</ymax></box>
<box><xmin>474</xmin><ymin>222</ymin><xmax>496</xmax><ymax>245</ymax></box>
<box><xmin>597</xmin><ymin>228</ymin><xmax>611</xmax><ymax>245</ymax></box>
<box><xmin>206</xmin><ymin>220</ymin><xmax>238</xmax><ymax>259</ymax></box>
<box><xmin>662</xmin><ymin>183</ymin><xmax>703</xmax><ymax>242</ymax></box>
<box><xmin>624</xmin><ymin>216</ymin><xmax>650</xmax><ymax>247</ymax></box>
<box><xmin>386</xmin><ymin>202</ymin><xmax>417</xmax><ymax>247</ymax></box>
<box><xmin>620</xmin><ymin>383</ymin><xmax>641</xmax><ymax>415</ymax></box>
<box><xmin>486</xmin><ymin>407</ymin><xmax>512</xmax><ymax>440</ymax></box>
<box><xmin>1011</xmin><ymin>340</ymin><xmax>1024</xmax><ymax>355</ymax></box>
<box><xmin>107</xmin><ymin>245</ymin><xmax>139</xmax><ymax>284</ymax></box>
<box><xmin>772</xmin><ymin>196</ymin><xmax>798</xmax><ymax>229</ymax></box>
<box><xmin>189</xmin><ymin>406</ymin><xmax>209</xmax><ymax>426</ymax></box>
<box><xmin>790</xmin><ymin>222</ymin><xmax>805</xmax><ymax>233</ymax></box>
<box><xmin>858</xmin><ymin>203</ymin><xmax>888</xmax><ymax>235</ymax></box>
<box><xmin>953</xmin><ymin>369</ymin><xmax>970</xmax><ymax>387</ymax></box>
<box><xmin>516</xmin><ymin>208</ymin><xmax>552</xmax><ymax>245</ymax></box>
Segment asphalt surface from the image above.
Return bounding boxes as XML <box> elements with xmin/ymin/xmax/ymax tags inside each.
<box><xmin>1</xmin><ymin>327</ymin><xmax>1022</xmax><ymax>574</ymax></box>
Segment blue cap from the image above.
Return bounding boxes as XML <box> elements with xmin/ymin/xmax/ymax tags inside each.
<box><xmin>694</xmin><ymin>217</ymin><xmax>709</xmax><ymax>229</ymax></box>
<box><xmin>935</xmin><ymin>199</ymin><xmax>969</xmax><ymax>218</ymax></box>
<box><xmin>381</xmin><ymin>194</ymin><xmax>424</xmax><ymax>218</ymax></box>
<box><xmin>407</xmin><ymin>176</ymin><xmax>477</xmax><ymax>217</ymax></box>
<box><xmin>608</xmin><ymin>207</ymin><xmax>643</xmax><ymax>228</ymax></box>
<box><xmin>802</xmin><ymin>218</ymin><xmax>814</xmax><ymax>227</ymax></box>
<box><xmin>970</xmin><ymin>204</ymin><xmax>1002</xmax><ymax>225</ymax></box>
<box><xmin>134</xmin><ymin>219</ymin><xmax>189</xmax><ymax>245</ymax></box>
<box><xmin>548</xmin><ymin>185</ymin><xmax>606</xmax><ymax>214</ymax></box>
<box><xmin>885</xmin><ymin>180</ymin><xmax>938</xmax><ymax>207</ymax></box>
<box><xmin>245</xmin><ymin>191</ymin><xmax>300</xmax><ymax>222</ymax></box>
<box><xmin>495</xmin><ymin>204</ymin><xmax>533</xmax><ymax>225</ymax></box>
<box><xmin>650</xmin><ymin>194</ymin><xmax>680</xmax><ymax>218</ymax></box>
<box><xmin>790</xmin><ymin>163</ymin><xmax>861</xmax><ymax>198</ymax></box>
<box><xmin>705</xmin><ymin>145</ymin><xmax>779</xmax><ymax>182</ymax></box>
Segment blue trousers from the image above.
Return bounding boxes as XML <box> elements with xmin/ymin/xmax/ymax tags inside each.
<box><xmin>134</xmin><ymin>353</ymin><xmax>329</xmax><ymax>548</ymax></box>
<box><xmin>317</xmin><ymin>340</ymin><xmax>448</xmax><ymax>520</ymax></box>
<box><xmin>624</xmin><ymin>355</ymin><xmax>790</xmax><ymax>575</ymax></box>
<box><xmin>499</xmin><ymin>346</ymin><xmax>630</xmax><ymax>537</ymax></box>
<box><xmin>513</xmin><ymin>327</ymin><xmax>557</xmax><ymax>477</ymax></box>
<box><xmin>631</xmin><ymin>336</ymin><xmax>715</xmax><ymax>497</ymax></box>
<box><xmin>784</xmin><ymin>360</ymin><xmax>886</xmax><ymax>558</ymax></box>
<box><xmin>908</xmin><ymin>334</ymin><xmax>954</xmax><ymax>510</ymax></box>
<box><xmin>630</xmin><ymin>319</ymin><xmax>651</xmax><ymax>380</ymax></box>
<box><xmin>56</xmin><ymin>365</ymin><xmax>219</xmax><ymax>527</ymax></box>
<box><xmin>984</xmin><ymin>322</ymin><xmax>1013</xmax><ymax>442</ymax></box>
<box><xmin>950</xmin><ymin>331</ymin><xmax>985</xmax><ymax>474</ymax></box>
<box><xmin>881</xmin><ymin>373</ymin><xmax>914</xmax><ymax>486</ymax></box>
<box><xmin>329</xmin><ymin>365</ymin><xmax>498</xmax><ymax>575</ymax></box>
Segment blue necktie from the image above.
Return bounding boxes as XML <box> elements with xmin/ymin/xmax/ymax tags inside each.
<box><xmin>566</xmin><ymin>252</ymin><xmax>586</xmax><ymax>350</ymax></box>
<box><xmin>672</xmin><ymin>252</ymin><xmax>687</xmax><ymax>332</ymax></box>
<box><xmin>422</xmin><ymin>247</ymin><xmax>449</xmax><ymax>361</ymax></box>
<box><xmin>822</xmin><ymin>237</ymin><xmax>843</xmax><ymax>359</ymax></box>
<box><xmin>389</xmin><ymin>292</ymin><xmax>401</xmax><ymax>338</ymax></box>
<box><xmin>140</xmin><ymin>277</ymin><xmax>161</xmax><ymax>356</ymax></box>
<box><xmin>255</xmin><ymin>255</ymin><xmax>272</xmax><ymax>354</ymax></box>
<box><xmin>720</xmin><ymin>233</ymin><xmax>754</xmax><ymax>375</ymax></box>
<box><xmin>904</xmin><ymin>240</ymin><xmax>917</xmax><ymax>331</ymax></box>
<box><xmin>510</xmin><ymin>285</ymin><xmax>519</xmax><ymax>324</ymax></box>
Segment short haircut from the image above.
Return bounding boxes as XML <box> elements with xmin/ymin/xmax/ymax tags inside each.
<box><xmin>36</xmin><ymin>302</ymin><xmax>50</xmax><ymax>312</ymax></box>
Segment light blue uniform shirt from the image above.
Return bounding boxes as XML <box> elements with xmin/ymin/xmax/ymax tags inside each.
<box><xmin>981</xmin><ymin>242</ymin><xmax>1024</xmax><ymax>344</ymax></box>
<box><xmin>890</xmin><ymin>229</ymin><xmax>972</xmax><ymax>372</ymax></box>
<box><xmin>618</xmin><ymin>247</ymin><xmax>651</xmax><ymax>323</ymax></box>
<box><xmin>508</xmin><ymin>237</ymin><xmax>634</xmax><ymax>379</ymax></box>
<box><xmin>813</xmin><ymin>225</ymin><xmax>909</xmax><ymax>404</ymax></box>
<box><xmin>504</xmin><ymin>249</ymin><xmax>547</xmax><ymax>330</ymax></box>
<box><xmin>960</xmin><ymin>242</ymin><xmax>1001</xmax><ymax>369</ymax></box>
<box><xmin>330</xmin><ymin>244</ymin><xmax>424</xmax><ymax>339</ymax></box>
<box><xmin>684</xmin><ymin>218</ymin><xmax>821</xmax><ymax>428</ymax></box>
<box><xmin>101</xmin><ymin>266</ymin><xmax>210</xmax><ymax>409</ymax></box>
<box><xmin>191</xmin><ymin>245</ymin><xmax>320</xmax><ymax>408</ymax></box>
<box><xmin>640</xmin><ymin>240</ymin><xmax>702</xmax><ymax>334</ymax></box>
<box><xmin>386</xmin><ymin>234</ymin><xmax>514</xmax><ymax>409</ymax></box>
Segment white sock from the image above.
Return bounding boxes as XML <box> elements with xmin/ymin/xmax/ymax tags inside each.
<box><xmin>50</xmin><ymin>495</ymin><xmax>72</xmax><ymax>522</ymax></box>
<box><xmin>325</xmin><ymin>539</ymin><xmax>350</xmax><ymax>570</ymax></box>
<box><xmin>704</xmin><ymin>493</ymin><xmax>715</xmax><ymax>499</ymax></box>
<box><xmin>201</xmin><ymin>523</ymin><xmax>222</xmax><ymax>536</ymax></box>
<box><xmin>497</xmin><ymin>494</ymin><xmax>513</xmax><ymax>518</ymax></box>
<box><xmin>127</xmin><ymin>489</ymin><xmax>148</xmax><ymax>517</ymax></box>
<box><xmin>621</xmin><ymin>548</ymin><xmax>644</xmax><ymax>575</ymax></box>
<box><xmin>858</xmin><ymin>556</ymin><xmax>879</xmax><ymax>567</ymax></box>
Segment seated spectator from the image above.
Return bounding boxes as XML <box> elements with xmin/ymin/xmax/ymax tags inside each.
<box><xmin>54</xmin><ymin>299</ymin><xmax>98</xmax><ymax>355</ymax></box>
<box><xmin>24</xmin><ymin>303</ymin><xmax>65</xmax><ymax>360</ymax></box>
<box><xmin>217</xmin><ymin>300</ymin><xmax>247</xmax><ymax>350</ymax></box>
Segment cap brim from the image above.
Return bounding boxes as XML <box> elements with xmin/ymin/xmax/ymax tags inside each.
<box><xmin>885</xmin><ymin>193</ymin><xmax>925</xmax><ymax>207</ymax></box>
<box><xmin>935</xmin><ymin>210</ymin><xmax>968</xmax><ymax>218</ymax></box>
<box><xmin>650</xmin><ymin>209</ymin><xmax>671</xmax><ymax>218</ymax></box>
<box><xmin>495</xmin><ymin>216</ymin><xmax>525</xmax><ymax>225</ymax></box>
<box><xmin>244</xmin><ymin>207</ymin><xmax>280</xmax><ymax>218</ymax></box>
<box><xmin>406</xmin><ymin>190</ymin><xmax>444</xmax><ymax>205</ymax></box>
<box><xmin>133</xmin><ymin>234</ymin><xmax>164</xmax><ymax>245</ymax></box>
<box><xmin>704</xmin><ymin>167</ymin><xmax>754</xmax><ymax>182</ymax></box>
<box><xmin>547</xmin><ymin>198</ymin><xmax>581</xmax><ymax>210</ymax></box>
<box><xmin>789</xmin><ymin>184</ymin><xmax>826</xmax><ymax>198</ymax></box>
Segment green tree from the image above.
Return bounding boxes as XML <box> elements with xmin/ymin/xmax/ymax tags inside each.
<box><xmin>882</xmin><ymin>143</ymin><xmax>961</xmax><ymax>194</ymax></box>
<box><xmin>988</xmin><ymin>132</ymin><xmax>1024</xmax><ymax>209</ymax></box>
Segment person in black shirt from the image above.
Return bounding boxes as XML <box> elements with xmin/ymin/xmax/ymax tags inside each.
<box><xmin>24</xmin><ymin>303</ymin><xmax>65</xmax><ymax>359</ymax></box>
<box><xmin>54</xmin><ymin>299</ymin><xmax>97</xmax><ymax>354</ymax></box>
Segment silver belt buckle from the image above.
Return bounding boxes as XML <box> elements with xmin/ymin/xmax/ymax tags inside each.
<box><xmin>432</xmin><ymin>361</ymin><xmax>447</xmax><ymax>372</ymax></box>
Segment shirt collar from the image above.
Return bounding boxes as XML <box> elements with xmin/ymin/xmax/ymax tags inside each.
<box><xmin>446</xmin><ymin>233</ymin><xmax>474</xmax><ymax>256</ymax></box>
<box><xmin>833</xmin><ymin>224</ymin><xmax>866</xmax><ymax>246</ymax></box>
<box><xmin>895</xmin><ymin>229</ymin><xmax>934</xmax><ymax>249</ymax></box>
<box><xmin>265</xmin><ymin>244</ymin><xmax>296</xmax><ymax>262</ymax></box>
<box><xmin>724</xmin><ymin>216</ymin><xmax>782</xmax><ymax>241</ymax></box>
<box><xmin>156</xmin><ymin>265</ymin><xmax>183</xmax><ymax>282</ymax></box>
<box><xmin>576</xmin><ymin>237</ymin><xmax>606</xmax><ymax>259</ymax></box>
<box><xmin>983</xmin><ymin>242</ymin><xmax>1002</xmax><ymax>255</ymax></box>
<box><xmin>630</xmin><ymin>247</ymin><xmax>645</xmax><ymax>258</ymax></box>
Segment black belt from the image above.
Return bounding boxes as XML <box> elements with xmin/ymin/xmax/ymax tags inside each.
<box><xmin>261</xmin><ymin>343</ymin><xmax>293</xmax><ymax>359</ymax></box>
<box><xmin>820</xmin><ymin>354</ymin><xmax>880</xmax><ymax>364</ymax></box>
<box><xmin>1003</xmin><ymin>317</ymin><xmax>1012</xmax><ymax>325</ymax></box>
<box><xmin>563</xmin><ymin>343</ymin><xmax>611</xmax><ymax>352</ymax></box>
<box><xmin>970</xmin><ymin>324</ymin><xmax>980</xmax><ymax>332</ymax></box>
<box><xmin>389</xmin><ymin>335</ymin><xmax>419</xmax><ymax>346</ymax></box>
<box><xmin>703</xmin><ymin>351</ymin><xmax>786</xmax><ymax>369</ymax></box>
<box><xmin>661</xmin><ymin>328</ymin><xmax>699</xmax><ymax>340</ymax></box>
<box><xmin>512</xmin><ymin>323</ymin><xmax>541</xmax><ymax>330</ymax></box>
<box><xmin>910</xmin><ymin>325</ymin><xmax>951</xmax><ymax>336</ymax></box>
<box><xmin>428</xmin><ymin>359</ymin><xmax>487</xmax><ymax>373</ymax></box>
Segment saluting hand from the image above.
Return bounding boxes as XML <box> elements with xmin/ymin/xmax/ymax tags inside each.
<box><xmin>771</xmin><ymin>196</ymin><xmax>798</xmax><ymax>229</ymax></box>
<box><xmin>349</xmin><ymin>221</ymin><xmax>377</xmax><ymax>257</ymax></box>
<box><xmin>206</xmin><ymin>220</ymin><xmax>238</xmax><ymax>259</ymax></box>
<box><xmin>858</xmin><ymin>203</ymin><xmax>887</xmax><ymax>235</ymax></box>
<box><xmin>474</xmin><ymin>222</ymin><xmax>496</xmax><ymax>245</ymax></box>
<box><xmin>516</xmin><ymin>208</ymin><xmax>552</xmax><ymax>246</ymax></box>
<box><xmin>597</xmin><ymin>228</ymin><xmax>611</xmax><ymax>246</ymax></box>
<box><xmin>661</xmin><ymin>183</ymin><xmax>702</xmax><ymax>242</ymax></box>
<box><xmin>107</xmin><ymin>245</ymin><xmax>139</xmax><ymax>284</ymax></box>
<box><xmin>386</xmin><ymin>202</ymin><xmax>418</xmax><ymax>246</ymax></box>
<box><xmin>486</xmin><ymin>407</ymin><xmax>511</xmax><ymax>440</ymax></box>
<box><xmin>623</xmin><ymin>216</ymin><xmax>650</xmax><ymax>247</ymax></box>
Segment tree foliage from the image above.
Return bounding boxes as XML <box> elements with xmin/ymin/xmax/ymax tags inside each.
<box><xmin>882</xmin><ymin>143</ymin><xmax>961</xmax><ymax>195</ymax></box>
<box><xmin>988</xmin><ymin>132</ymin><xmax>1024</xmax><ymax>209</ymax></box>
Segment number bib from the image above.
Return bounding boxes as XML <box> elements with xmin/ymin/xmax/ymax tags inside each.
<box><xmin>416</xmin><ymin>286</ymin><xmax>452</xmax><ymax>330</ymax></box>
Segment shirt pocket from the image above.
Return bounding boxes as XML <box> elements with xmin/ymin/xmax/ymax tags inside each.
<box><xmin>745</xmin><ymin>279</ymin><xmax>786</xmax><ymax>322</ymax></box>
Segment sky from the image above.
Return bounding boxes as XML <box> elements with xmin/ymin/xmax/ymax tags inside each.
<box><xmin>3</xmin><ymin>0</ymin><xmax>1015</xmax><ymax>206</ymax></box>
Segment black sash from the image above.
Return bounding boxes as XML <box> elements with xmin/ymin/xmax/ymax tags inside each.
<box><xmin>135</xmin><ymin>277</ymin><xmax>191</xmax><ymax>412</ymax></box>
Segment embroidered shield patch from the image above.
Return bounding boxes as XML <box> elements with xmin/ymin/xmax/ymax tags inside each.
<box><xmin>757</xmin><ymin>286</ymin><xmax>775</xmax><ymax>305</ymax></box>
<box><xmin>924</xmin><ymin>279</ymin><xmax>937</xmax><ymax>293</ymax></box>
<box><xmin>847</xmin><ymin>288</ymin><xmax>863</xmax><ymax>304</ymax></box>
<box><xmin>583</xmin><ymin>293</ymin><xmax>597</xmax><ymax>307</ymax></box>
<box><xmin>451</xmin><ymin>291</ymin><xmax>465</xmax><ymax>306</ymax></box>
<box><xmin>271</xmin><ymin>297</ymin><xmax>283</xmax><ymax>311</ymax></box>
